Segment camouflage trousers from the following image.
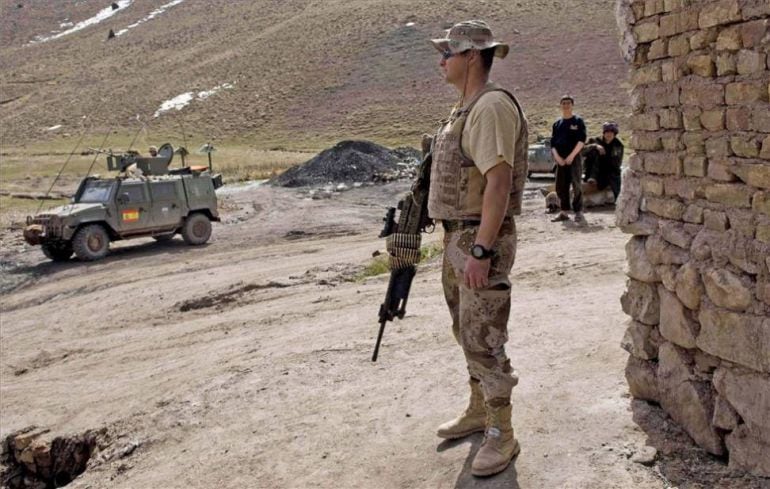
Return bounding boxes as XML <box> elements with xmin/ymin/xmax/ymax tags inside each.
<box><xmin>441</xmin><ymin>220</ymin><xmax>519</xmax><ymax>407</ymax></box>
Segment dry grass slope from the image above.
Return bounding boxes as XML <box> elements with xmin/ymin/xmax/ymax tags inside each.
<box><xmin>1</xmin><ymin>0</ymin><xmax>631</xmax><ymax>149</ymax></box>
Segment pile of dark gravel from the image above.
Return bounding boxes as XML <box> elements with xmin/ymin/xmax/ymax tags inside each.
<box><xmin>270</xmin><ymin>140</ymin><xmax>420</xmax><ymax>188</ymax></box>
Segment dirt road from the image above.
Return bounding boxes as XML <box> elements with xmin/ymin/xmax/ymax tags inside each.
<box><xmin>1</xmin><ymin>181</ymin><xmax>676</xmax><ymax>488</ymax></box>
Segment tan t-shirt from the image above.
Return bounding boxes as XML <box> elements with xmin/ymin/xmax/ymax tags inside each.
<box><xmin>460</xmin><ymin>90</ymin><xmax>520</xmax><ymax>175</ymax></box>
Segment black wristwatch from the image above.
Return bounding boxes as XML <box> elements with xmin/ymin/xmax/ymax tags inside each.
<box><xmin>470</xmin><ymin>244</ymin><xmax>495</xmax><ymax>260</ymax></box>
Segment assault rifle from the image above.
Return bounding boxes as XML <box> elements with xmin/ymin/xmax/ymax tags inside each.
<box><xmin>371</xmin><ymin>136</ymin><xmax>434</xmax><ymax>362</ymax></box>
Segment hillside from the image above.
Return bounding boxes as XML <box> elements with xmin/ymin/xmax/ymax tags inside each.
<box><xmin>0</xmin><ymin>0</ymin><xmax>631</xmax><ymax>149</ymax></box>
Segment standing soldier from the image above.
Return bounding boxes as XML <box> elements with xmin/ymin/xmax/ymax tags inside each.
<box><xmin>583</xmin><ymin>121</ymin><xmax>624</xmax><ymax>201</ymax></box>
<box><xmin>428</xmin><ymin>20</ymin><xmax>528</xmax><ymax>477</ymax></box>
<box><xmin>550</xmin><ymin>95</ymin><xmax>587</xmax><ymax>224</ymax></box>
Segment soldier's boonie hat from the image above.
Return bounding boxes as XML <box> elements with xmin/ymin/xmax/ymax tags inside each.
<box><xmin>430</xmin><ymin>20</ymin><xmax>509</xmax><ymax>59</ymax></box>
<box><xmin>149</xmin><ymin>145</ymin><xmax>158</xmax><ymax>151</ymax></box>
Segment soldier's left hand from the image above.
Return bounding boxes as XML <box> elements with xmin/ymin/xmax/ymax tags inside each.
<box><xmin>464</xmin><ymin>257</ymin><xmax>491</xmax><ymax>289</ymax></box>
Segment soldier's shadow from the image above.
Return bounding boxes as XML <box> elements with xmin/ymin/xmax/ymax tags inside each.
<box><xmin>437</xmin><ymin>434</ymin><xmax>521</xmax><ymax>489</ymax></box>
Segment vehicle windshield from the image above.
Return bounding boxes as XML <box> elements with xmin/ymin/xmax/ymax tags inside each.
<box><xmin>77</xmin><ymin>180</ymin><xmax>115</xmax><ymax>203</ymax></box>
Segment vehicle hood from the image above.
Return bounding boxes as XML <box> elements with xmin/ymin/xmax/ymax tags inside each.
<box><xmin>45</xmin><ymin>203</ymin><xmax>105</xmax><ymax>216</ymax></box>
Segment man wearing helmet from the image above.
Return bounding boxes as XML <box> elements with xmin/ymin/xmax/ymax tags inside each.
<box><xmin>583</xmin><ymin>122</ymin><xmax>624</xmax><ymax>201</ymax></box>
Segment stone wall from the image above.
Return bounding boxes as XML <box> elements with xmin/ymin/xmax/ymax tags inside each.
<box><xmin>615</xmin><ymin>0</ymin><xmax>770</xmax><ymax>477</ymax></box>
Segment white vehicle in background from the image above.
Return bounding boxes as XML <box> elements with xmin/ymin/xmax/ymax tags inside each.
<box><xmin>527</xmin><ymin>136</ymin><xmax>556</xmax><ymax>177</ymax></box>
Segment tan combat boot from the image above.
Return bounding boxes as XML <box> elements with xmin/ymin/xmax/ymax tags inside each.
<box><xmin>436</xmin><ymin>379</ymin><xmax>486</xmax><ymax>439</ymax></box>
<box><xmin>471</xmin><ymin>403</ymin><xmax>520</xmax><ymax>477</ymax></box>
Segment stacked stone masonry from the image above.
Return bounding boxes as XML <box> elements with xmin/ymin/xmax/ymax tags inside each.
<box><xmin>617</xmin><ymin>0</ymin><xmax>770</xmax><ymax>478</ymax></box>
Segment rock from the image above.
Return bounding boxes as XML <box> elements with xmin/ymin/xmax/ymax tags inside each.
<box><xmin>625</xmin><ymin>355</ymin><xmax>659</xmax><ymax>402</ymax></box>
<box><xmin>705</xmin><ymin>183</ymin><xmax>753</xmax><ymax>208</ymax></box>
<box><xmin>658</xmin><ymin>286</ymin><xmax>698</xmax><ymax>348</ymax></box>
<box><xmin>645</xmin><ymin>197</ymin><xmax>686</xmax><ymax>220</ymax></box>
<box><xmin>657</xmin><ymin>342</ymin><xmax>725</xmax><ymax>455</ymax></box>
<box><xmin>697</xmin><ymin>306</ymin><xmax>770</xmax><ymax>373</ymax></box>
<box><xmin>625</xmin><ymin>237</ymin><xmax>659</xmax><ymax>282</ymax></box>
<box><xmin>711</xmin><ymin>395</ymin><xmax>740</xmax><ymax>431</ymax></box>
<box><xmin>631</xmin><ymin>445</ymin><xmax>658</xmax><ymax>466</ymax></box>
<box><xmin>733</xmin><ymin>163</ymin><xmax>770</xmax><ymax>190</ymax></box>
<box><xmin>659</xmin><ymin>220</ymin><xmax>695</xmax><ymax>249</ymax></box>
<box><xmin>675</xmin><ymin>262</ymin><xmax>703</xmax><ymax>310</ymax></box>
<box><xmin>682</xmin><ymin>204</ymin><xmax>703</xmax><ymax>224</ymax></box>
<box><xmin>617</xmin><ymin>169</ymin><xmax>642</xmax><ymax>230</ymax></box>
<box><xmin>621</xmin><ymin>320</ymin><xmax>662</xmax><ymax>360</ymax></box>
<box><xmin>645</xmin><ymin>234</ymin><xmax>689</xmax><ymax>265</ymax></box>
<box><xmin>694</xmin><ymin>350</ymin><xmax>720</xmax><ymax>373</ymax></box>
<box><xmin>620</xmin><ymin>214</ymin><xmax>659</xmax><ymax>236</ymax></box>
<box><xmin>657</xmin><ymin>265</ymin><xmax>678</xmax><ymax>291</ymax></box>
<box><xmin>683</xmin><ymin>156</ymin><xmax>707</xmax><ymax>177</ymax></box>
<box><xmin>702</xmin><ymin>268</ymin><xmax>752</xmax><ymax>311</ymax></box>
<box><xmin>713</xmin><ymin>366</ymin><xmax>770</xmax><ymax>439</ymax></box>
<box><xmin>725</xmin><ymin>425</ymin><xmax>770</xmax><ymax>477</ymax></box>
<box><xmin>621</xmin><ymin>279</ymin><xmax>661</xmax><ymax>325</ymax></box>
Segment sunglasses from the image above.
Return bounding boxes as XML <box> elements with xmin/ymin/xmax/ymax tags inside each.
<box><xmin>441</xmin><ymin>49</ymin><xmax>467</xmax><ymax>60</ymax></box>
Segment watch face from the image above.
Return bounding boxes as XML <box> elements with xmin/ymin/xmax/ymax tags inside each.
<box><xmin>471</xmin><ymin>245</ymin><xmax>484</xmax><ymax>259</ymax></box>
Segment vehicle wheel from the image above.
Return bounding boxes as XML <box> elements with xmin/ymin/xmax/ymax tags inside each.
<box><xmin>153</xmin><ymin>233</ymin><xmax>175</xmax><ymax>242</ymax></box>
<box><xmin>182</xmin><ymin>213</ymin><xmax>211</xmax><ymax>245</ymax></box>
<box><xmin>41</xmin><ymin>241</ymin><xmax>73</xmax><ymax>262</ymax></box>
<box><xmin>72</xmin><ymin>224</ymin><xmax>110</xmax><ymax>261</ymax></box>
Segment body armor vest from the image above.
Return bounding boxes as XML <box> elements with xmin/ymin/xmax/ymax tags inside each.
<box><xmin>428</xmin><ymin>84</ymin><xmax>528</xmax><ymax>220</ymax></box>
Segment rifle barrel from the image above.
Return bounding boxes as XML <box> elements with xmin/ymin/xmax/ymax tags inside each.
<box><xmin>371</xmin><ymin>319</ymin><xmax>387</xmax><ymax>362</ymax></box>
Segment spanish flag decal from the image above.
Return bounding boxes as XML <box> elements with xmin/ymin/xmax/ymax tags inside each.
<box><xmin>122</xmin><ymin>209</ymin><xmax>140</xmax><ymax>222</ymax></box>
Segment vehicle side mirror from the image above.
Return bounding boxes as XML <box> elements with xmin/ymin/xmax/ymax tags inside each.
<box><xmin>117</xmin><ymin>193</ymin><xmax>130</xmax><ymax>205</ymax></box>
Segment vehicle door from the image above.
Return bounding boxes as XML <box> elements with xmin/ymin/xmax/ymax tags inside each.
<box><xmin>115</xmin><ymin>181</ymin><xmax>152</xmax><ymax>233</ymax></box>
<box><xmin>149</xmin><ymin>181</ymin><xmax>184</xmax><ymax>230</ymax></box>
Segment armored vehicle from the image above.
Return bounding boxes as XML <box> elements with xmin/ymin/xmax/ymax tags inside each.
<box><xmin>23</xmin><ymin>143</ymin><xmax>223</xmax><ymax>262</ymax></box>
<box><xmin>527</xmin><ymin>135</ymin><xmax>556</xmax><ymax>177</ymax></box>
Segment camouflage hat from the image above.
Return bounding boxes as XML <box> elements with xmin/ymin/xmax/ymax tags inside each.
<box><xmin>430</xmin><ymin>20</ymin><xmax>509</xmax><ymax>59</ymax></box>
<box><xmin>149</xmin><ymin>145</ymin><xmax>158</xmax><ymax>152</ymax></box>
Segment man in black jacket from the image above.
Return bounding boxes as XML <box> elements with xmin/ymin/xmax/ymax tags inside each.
<box><xmin>550</xmin><ymin>95</ymin><xmax>586</xmax><ymax>224</ymax></box>
<box><xmin>583</xmin><ymin>121</ymin><xmax>624</xmax><ymax>201</ymax></box>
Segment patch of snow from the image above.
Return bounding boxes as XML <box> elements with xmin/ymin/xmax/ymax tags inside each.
<box><xmin>405</xmin><ymin>22</ymin><xmax>415</xmax><ymax>27</ymax></box>
<box><xmin>46</xmin><ymin>125</ymin><xmax>63</xmax><ymax>131</ymax></box>
<box><xmin>114</xmin><ymin>0</ymin><xmax>186</xmax><ymax>37</ymax></box>
<box><xmin>197</xmin><ymin>83</ymin><xmax>234</xmax><ymax>100</ymax></box>
<box><xmin>154</xmin><ymin>83</ymin><xmax>234</xmax><ymax>117</ymax></box>
<box><xmin>153</xmin><ymin>92</ymin><xmax>194</xmax><ymax>117</ymax></box>
<box><xmin>59</xmin><ymin>21</ymin><xmax>74</xmax><ymax>28</ymax></box>
<box><xmin>32</xmin><ymin>0</ymin><xmax>133</xmax><ymax>44</ymax></box>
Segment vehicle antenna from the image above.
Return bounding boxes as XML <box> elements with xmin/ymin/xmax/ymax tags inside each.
<box><xmin>126</xmin><ymin>114</ymin><xmax>147</xmax><ymax>152</ymax></box>
<box><xmin>37</xmin><ymin>110</ymin><xmax>95</xmax><ymax>214</ymax></box>
<box><xmin>85</xmin><ymin>127</ymin><xmax>113</xmax><ymax>177</ymax></box>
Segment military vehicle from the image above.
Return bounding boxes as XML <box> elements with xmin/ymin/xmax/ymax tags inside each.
<box><xmin>527</xmin><ymin>135</ymin><xmax>556</xmax><ymax>177</ymax></box>
<box><xmin>23</xmin><ymin>143</ymin><xmax>223</xmax><ymax>262</ymax></box>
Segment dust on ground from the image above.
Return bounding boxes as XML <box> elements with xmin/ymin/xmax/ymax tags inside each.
<box><xmin>0</xmin><ymin>179</ymin><xmax>765</xmax><ymax>488</ymax></box>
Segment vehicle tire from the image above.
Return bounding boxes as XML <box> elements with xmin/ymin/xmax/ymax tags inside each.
<box><xmin>41</xmin><ymin>241</ymin><xmax>73</xmax><ymax>262</ymax></box>
<box><xmin>182</xmin><ymin>213</ymin><xmax>211</xmax><ymax>245</ymax></box>
<box><xmin>72</xmin><ymin>224</ymin><xmax>110</xmax><ymax>261</ymax></box>
<box><xmin>153</xmin><ymin>233</ymin><xmax>175</xmax><ymax>242</ymax></box>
